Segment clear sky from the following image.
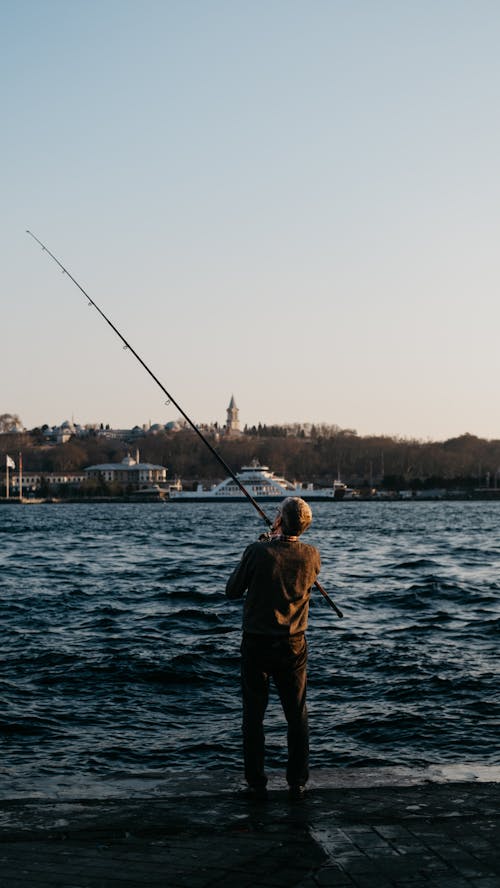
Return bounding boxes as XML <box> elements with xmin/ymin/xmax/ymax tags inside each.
<box><xmin>3</xmin><ymin>0</ymin><xmax>500</xmax><ymax>440</ymax></box>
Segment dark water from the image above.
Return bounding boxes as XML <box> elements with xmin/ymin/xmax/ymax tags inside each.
<box><xmin>1</xmin><ymin>501</ymin><xmax>499</xmax><ymax>795</ymax></box>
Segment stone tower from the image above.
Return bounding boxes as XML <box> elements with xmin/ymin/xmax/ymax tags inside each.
<box><xmin>225</xmin><ymin>395</ymin><xmax>241</xmax><ymax>435</ymax></box>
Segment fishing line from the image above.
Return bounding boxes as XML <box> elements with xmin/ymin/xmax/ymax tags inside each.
<box><xmin>27</xmin><ymin>230</ymin><xmax>343</xmax><ymax>618</ymax></box>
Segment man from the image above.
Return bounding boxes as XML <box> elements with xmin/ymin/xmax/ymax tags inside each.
<box><xmin>226</xmin><ymin>496</ymin><xmax>321</xmax><ymax>799</ymax></box>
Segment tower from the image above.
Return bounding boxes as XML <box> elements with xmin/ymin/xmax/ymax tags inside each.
<box><xmin>225</xmin><ymin>395</ymin><xmax>241</xmax><ymax>435</ymax></box>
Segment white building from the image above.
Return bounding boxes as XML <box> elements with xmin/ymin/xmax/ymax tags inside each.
<box><xmin>84</xmin><ymin>453</ymin><xmax>167</xmax><ymax>487</ymax></box>
<box><xmin>8</xmin><ymin>473</ymin><xmax>86</xmax><ymax>493</ymax></box>
<box><xmin>43</xmin><ymin>420</ymin><xmax>80</xmax><ymax>444</ymax></box>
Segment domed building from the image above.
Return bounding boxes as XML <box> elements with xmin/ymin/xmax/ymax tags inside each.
<box><xmin>84</xmin><ymin>452</ymin><xmax>167</xmax><ymax>488</ymax></box>
<box><xmin>43</xmin><ymin>419</ymin><xmax>78</xmax><ymax>444</ymax></box>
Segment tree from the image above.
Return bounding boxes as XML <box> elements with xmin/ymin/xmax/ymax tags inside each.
<box><xmin>0</xmin><ymin>413</ymin><xmax>22</xmax><ymax>433</ymax></box>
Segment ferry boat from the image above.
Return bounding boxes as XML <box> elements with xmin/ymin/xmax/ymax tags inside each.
<box><xmin>168</xmin><ymin>459</ymin><xmax>348</xmax><ymax>502</ymax></box>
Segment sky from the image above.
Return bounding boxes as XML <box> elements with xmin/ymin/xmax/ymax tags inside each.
<box><xmin>2</xmin><ymin>0</ymin><xmax>500</xmax><ymax>441</ymax></box>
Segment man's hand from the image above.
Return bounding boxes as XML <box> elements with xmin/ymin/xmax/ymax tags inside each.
<box><xmin>258</xmin><ymin>513</ymin><xmax>282</xmax><ymax>541</ymax></box>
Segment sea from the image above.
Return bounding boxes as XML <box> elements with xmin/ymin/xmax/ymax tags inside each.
<box><xmin>1</xmin><ymin>500</ymin><xmax>499</xmax><ymax>798</ymax></box>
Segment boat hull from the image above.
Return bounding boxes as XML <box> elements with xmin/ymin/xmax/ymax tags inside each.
<box><xmin>168</xmin><ymin>493</ymin><xmax>342</xmax><ymax>502</ymax></box>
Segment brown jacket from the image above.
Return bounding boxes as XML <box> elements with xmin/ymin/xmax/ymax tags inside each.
<box><xmin>226</xmin><ymin>538</ymin><xmax>321</xmax><ymax>636</ymax></box>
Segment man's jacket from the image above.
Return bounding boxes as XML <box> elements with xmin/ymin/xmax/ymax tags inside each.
<box><xmin>226</xmin><ymin>537</ymin><xmax>321</xmax><ymax>636</ymax></box>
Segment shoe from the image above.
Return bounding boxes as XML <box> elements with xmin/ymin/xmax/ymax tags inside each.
<box><xmin>240</xmin><ymin>784</ymin><xmax>268</xmax><ymax>801</ymax></box>
<box><xmin>288</xmin><ymin>783</ymin><xmax>306</xmax><ymax>801</ymax></box>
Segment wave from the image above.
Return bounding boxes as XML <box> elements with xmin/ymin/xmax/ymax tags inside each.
<box><xmin>391</xmin><ymin>558</ymin><xmax>440</xmax><ymax>570</ymax></box>
<box><xmin>1</xmin><ymin>500</ymin><xmax>500</xmax><ymax>788</ymax></box>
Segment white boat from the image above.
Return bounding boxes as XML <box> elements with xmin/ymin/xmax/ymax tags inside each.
<box><xmin>168</xmin><ymin>459</ymin><xmax>348</xmax><ymax>502</ymax></box>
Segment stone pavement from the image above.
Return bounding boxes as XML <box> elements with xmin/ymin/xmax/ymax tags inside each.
<box><xmin>0</xmin><ymin>774</ymin><xmax>499</xmax><ymax>887</ymax></box>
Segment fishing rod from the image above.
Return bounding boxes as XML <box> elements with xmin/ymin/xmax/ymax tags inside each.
<box><xmin>27</xmin><ymin>230</ymin><xmax>343</xmax><ymax>619</ymax></box>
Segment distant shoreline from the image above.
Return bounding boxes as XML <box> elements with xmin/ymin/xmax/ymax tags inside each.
<box><xmin>2</xmin><ymin>495</ymin><xmax>500</xmax><ymax>505</ymax></box>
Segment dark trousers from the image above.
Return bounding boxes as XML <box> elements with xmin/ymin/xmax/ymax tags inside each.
<box><xmin>240</xmin><ymin>632</ymin><xmax>309</xmax><ymax>788</ymax></box>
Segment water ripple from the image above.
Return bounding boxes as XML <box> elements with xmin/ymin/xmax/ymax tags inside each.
<box><xmin>1</xmin><ymin>500</ymin><xmax>499</xmax><ymax>793</ymax></box>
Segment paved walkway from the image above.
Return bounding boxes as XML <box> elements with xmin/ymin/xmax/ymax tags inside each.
<box><xmin>0</xmin><ymin>775</ymin><xmax>499</xmax><ymax>887</ymax></box>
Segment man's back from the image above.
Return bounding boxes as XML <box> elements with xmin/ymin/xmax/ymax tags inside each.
<box><xmin>226</xmin><ymin>537</ymin><xmax>321</xmax><ymax>635</ymax></box>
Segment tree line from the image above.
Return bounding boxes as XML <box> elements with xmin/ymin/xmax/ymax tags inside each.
<box><xmin>2</xmin><ymin>427</ymin><xmax>500</xmax><ymax>490</ymax></box>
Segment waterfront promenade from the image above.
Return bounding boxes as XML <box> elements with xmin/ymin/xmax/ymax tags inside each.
<box><xmin>1</xmin><ymin>768</ymin><xmax>499</xmax><ymax>887</ymax></box>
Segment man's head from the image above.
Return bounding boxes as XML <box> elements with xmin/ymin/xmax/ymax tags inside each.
<box><xmin>279</xmin><ymin>497</ymin><xmax>313</xmax><ymax>536</ymax></box>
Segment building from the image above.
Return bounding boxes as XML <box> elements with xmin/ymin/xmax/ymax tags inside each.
<box><xmin>7</xmin><ymin>473</ymin><xmax>86</xmax><ymax>494</ymax></box>
<box><xmin>42</xmin><ymin>419</ymin><xmax>81</xmax><ymax>444</ymax></box>
<box><xmin>225</xmin><ymin>395</ymin><xmax>242</xmax><ymax>436</ymax></box>
<box><xmin>84</xmin><ymin>453</ymin><xmax>167</xmax><ymax>488</ymax></box>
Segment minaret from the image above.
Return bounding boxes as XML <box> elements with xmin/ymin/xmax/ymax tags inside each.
<box><xmin>225</xmin><ymin>395</ymin><xmax>241</xmax><ymax>435</ymax></box>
